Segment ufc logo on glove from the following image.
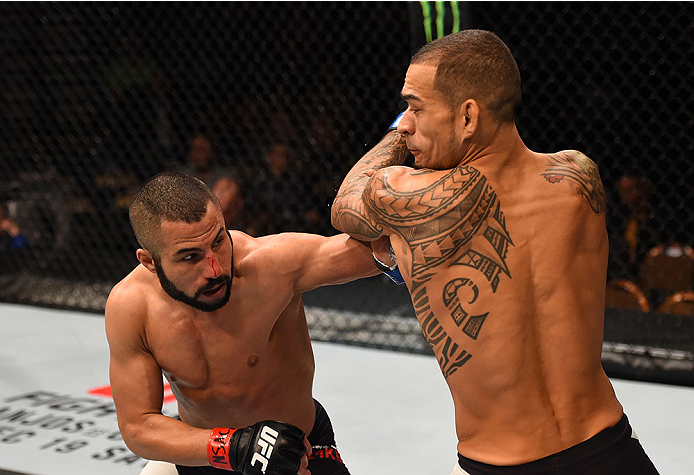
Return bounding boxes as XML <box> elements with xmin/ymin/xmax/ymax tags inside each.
<box><xmin>251</xmin><ymin>425</ymin><xmax>278</xmax><ymax>473</ymax></box>
<box><xmin>208</xmin><ymin>420</ymin><xmax>306</xmax><ymax>473</ymax></box>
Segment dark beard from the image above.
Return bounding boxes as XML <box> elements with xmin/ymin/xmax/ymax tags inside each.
<box><xmin>153</xmin><ymin>256</ymin><xmax>232</xmax><ymax>312</ymax></box>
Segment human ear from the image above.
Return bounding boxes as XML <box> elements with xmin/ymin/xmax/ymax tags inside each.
<box><xmin>458</xmin><ymin>99</ymin><xmax>480</xmax><ymax>139</ymax></box>
<box><xmin>136</xmin><ymin>248</ymin><xmax>157</xmax><ymax>273</ymax></box>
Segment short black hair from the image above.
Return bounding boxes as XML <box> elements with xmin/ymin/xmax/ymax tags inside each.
<box><xmin>412</xmin><ymin>29</ymin><xmax>522</xmax><ymax>123</ymax></box>
<box><xmin>129</xmin><ymin>172</ymin><xmax>221</xmax><ymax>254</ymax></box>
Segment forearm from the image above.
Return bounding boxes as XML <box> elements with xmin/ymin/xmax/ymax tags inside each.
<box><xmin>120</xmin><ymin>413</ymin><xmax>211</xmax><ymax>466</ymax></box>
<box><xmin>351</xmin><ymin>236</ymin><xmax>385</xmax><ymax>278</ymax></box>
<box><xmin>331</xmin><ymin>131</ymin><xmax>409</xmax><ymax>238</ymax></box>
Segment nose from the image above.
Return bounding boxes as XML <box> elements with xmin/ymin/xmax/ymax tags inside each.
<box><xmin>397</xmin><ymin>110</ymin><xmax>414</xmax><ymax>135</ymax></box>
<box><xmin>204</xmin><ymin>254</ymin><xmax>219</xmax><ymax>279</ymax></box>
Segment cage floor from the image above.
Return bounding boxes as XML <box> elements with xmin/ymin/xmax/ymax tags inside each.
<box><xmin>0</xmin><ymin>303</ymin><xmax>691</xmax><ymax>475</ymax></box>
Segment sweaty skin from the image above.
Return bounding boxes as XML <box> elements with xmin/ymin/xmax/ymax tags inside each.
<box><xmin>105</xmin><ymin>203</ymin><xmax>379</xmax><ymax>467</ymax></box>
<box><xmin>331</xmin><ymin>63</ymin><xmax>623</xmax><ymax>465</ymax></box>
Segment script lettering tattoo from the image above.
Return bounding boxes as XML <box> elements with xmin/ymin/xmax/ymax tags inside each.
<box><xmin>442</xmin><ymin>278</ymin><xmax>488</xmax><ymax>340</ymax></box>
<box><xmin>542</xmin><ymin>151</ymin><xmax>607</xmax><ymax>215</ymax></box>
<box><xmin>331</xmin><ymin>132</ymin><xmax>410</xmax><ymax>240</ymax></box>
<box><xmin>413</xmin><ymin>284</ymin><xmax>473</xmax><ymax>378</ymax></box>
<box><xmin>365</xmin><ymin>166</ymin><xmax>513</xmax><ymax>287</ymax></box>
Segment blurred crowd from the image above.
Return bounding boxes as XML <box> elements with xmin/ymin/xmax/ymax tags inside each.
<box><xmin>0</xmin><ymin>29</ymin><xmax>691</xmax><ymax>316</ymax></box>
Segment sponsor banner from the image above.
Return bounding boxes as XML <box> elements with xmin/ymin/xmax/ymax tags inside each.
<box><xmin>0</xmin><ymin>387</ymin><xmax>178</xmax><ymax>475</ymax></box>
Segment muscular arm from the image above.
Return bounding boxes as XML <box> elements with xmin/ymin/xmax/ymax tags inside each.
<box><xmin>281</xmin><ymin>233</ymin><xmax>381</xmax><ymax>293</ymax></box>
<box><xmin>105</xmin><ymin>284</ymin><xmax>210</xmax><ymax>465</ymax></box>
<box><xmin>331</xmin><ymin>131</ymin><xmax>411</xmax><ymax>240</ymax></box>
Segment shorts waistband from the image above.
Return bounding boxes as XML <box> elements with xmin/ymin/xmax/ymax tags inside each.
<box><xmin>457</xmin><ymin>414</ymin><xmax>631</xmax><ymax>475</ymax></box>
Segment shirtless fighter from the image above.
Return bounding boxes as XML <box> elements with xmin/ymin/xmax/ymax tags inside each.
<box><xmin>331</xmin><ymin>30</ymin><xmax>659</xmax><ymax>474</ymax></box>
<box><xmin>105</xmin><ymin>172</ymin><xmax>383</xmax><ymax>475</ymax></box>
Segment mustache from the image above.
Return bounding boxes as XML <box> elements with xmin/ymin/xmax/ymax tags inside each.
<box><xmin>197</xmin><ymin>275</ymin><xmax>231</xmax><ymax>295</ymax></box>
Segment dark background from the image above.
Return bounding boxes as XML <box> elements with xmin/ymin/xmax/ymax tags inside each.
<box><xmin>0</xmin><ymin>3</ymin><xmax>692</xmax><ymax>383</ymax></box>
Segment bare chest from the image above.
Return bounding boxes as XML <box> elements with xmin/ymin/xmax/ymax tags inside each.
<box><xmin>146</xmin><ymin>290</ymin><xmax>308</xmax><ymax>393</ymax></box>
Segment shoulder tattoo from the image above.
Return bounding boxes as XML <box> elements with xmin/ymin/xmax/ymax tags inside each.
<box><xmin>380</xmin><ymin>166</ymin><xmax>514</xmax><ymax>380</ymax></box>
<box><xmin>331</xmin><ymin>133</ymin><xmax>410</xmax><ymax>240</ymax></box>
<box><xmin>542</xmin><ymin>151</ymin><xmax>607</xmax><ymax>215</ymax></box>
<box><xmin>366</xmin><ymin>166</ymin><xmax>513</xmax><ymax>289</ymax></box>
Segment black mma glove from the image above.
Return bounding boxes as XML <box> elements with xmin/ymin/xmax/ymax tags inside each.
<box><xmin>208</xmin><ymin>420</ymin><xmax>306</xmax><ymax>474</ymax></box>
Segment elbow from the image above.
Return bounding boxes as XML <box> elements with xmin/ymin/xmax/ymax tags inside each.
<box><xmin>330</xmin><ymin>202</ymin><xmax>343</xmax><ymax>232</ymax></box>
<box><xmin>118</xmin><ymin>420</ymin><xmax>151</xmax><ymax>459</ymax></box>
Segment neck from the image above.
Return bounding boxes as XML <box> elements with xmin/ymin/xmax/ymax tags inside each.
<box><xmin>458</xmin><ymin>122</ymin><xmax>526</xmax><ymax>166</ymax></box>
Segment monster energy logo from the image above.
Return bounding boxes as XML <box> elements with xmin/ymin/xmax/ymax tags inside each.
<box><xmin>420</xmin><ymin>1</ymin><xmax>461</xmax><ymax>43</ymax></box>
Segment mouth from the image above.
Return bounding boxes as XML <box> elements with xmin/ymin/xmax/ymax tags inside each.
<box><xmin>201</xmin><ymin>282</ymin><xmax>225</xmax><ymax>298</ymax></box>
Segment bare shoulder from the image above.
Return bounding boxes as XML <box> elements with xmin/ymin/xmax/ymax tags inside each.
<box><xmin>365</xmin><ymin>164</ymin><xmax>490</xmax><ymax>228</ymax></box>
<box><xmin>107</xmin><ymin>267</ymin><xmax>149</xmax><ymax>314</ymax></box>
<box><xmin>541</xmin><ymin>150</ymin><xmax>606</xmax><ymax>215</ymax></box>
<box><xmin>548</xmin><ymin>150</ymin><xmax>599</xmax><ymax>173</ymax></box>
<box><xmin>104</xmin><ymin>267</ymin><xmax>151</xmax><ymax>344</ymax></box>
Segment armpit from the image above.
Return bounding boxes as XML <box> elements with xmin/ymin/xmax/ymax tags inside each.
<box><xmin>542</xmin><ymin>151</ymin><xmax>607</xmax><ymax>215</ymax></box>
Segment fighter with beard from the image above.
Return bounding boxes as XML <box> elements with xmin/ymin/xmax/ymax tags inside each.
<box><xmin>105</xmin><ymin>172</ymin><xmax>384</xmax><ymax>475</ymax></box>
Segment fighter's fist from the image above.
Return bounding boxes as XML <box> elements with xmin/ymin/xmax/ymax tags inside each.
<box><xmin>208</xmin><ymin>420</ymin><xmax>308</xmax><ymax>474</ymax></box>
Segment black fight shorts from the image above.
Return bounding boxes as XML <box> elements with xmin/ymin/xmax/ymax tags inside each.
<box><xmin>456</xmin><ymin>413</ymin><xmax>659</xmax><ymax>475</ymax></box>
<box><xmin>176</xmin><ymin>399</ymin><xmax>349</xmax><ymax>475</ymax></box>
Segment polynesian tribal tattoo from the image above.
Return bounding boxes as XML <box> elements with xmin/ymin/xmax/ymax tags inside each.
<box><xmin>542</xmin><ymin>151</ymin><xmax>607</xmax><ymax>215</ymax></box>
<box><xmin>365</xmin><ymin>166</ymin><xmax>513</xmax><ymax>288</ymax></box>
<box><xmin>367</xmin><ymin>164</ymin><xmax>513</xmax><ymax>379</ymax></box>
<box><xmin>331</xmin><ymin>132</ymin><xmax>411</xmax><ymax>240</ymax></box>
<box><xmin>414</xmin><ymin>285</ymin><xmax>472</xmax><ymax>379</ymax></box>
<box><xmin>332</xmin><ymin>133</ymin><xmax>514</xmax><ymax>379</ymax></box>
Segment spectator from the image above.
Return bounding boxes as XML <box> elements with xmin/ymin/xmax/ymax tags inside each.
<box><xmin>211</xmin><ymin>176</ymin><xmax>253</xmax><ymax>234</ymax></box>
<box><xmin>608</xmin><ymin>173</ymin><xmax>660</xmax><ymax>281</ymax></box>
<box><xmin>178</xmin><ymin>133</ymin><xmax>232</xmax><ymax>188</ymax></box>
<box><xmin>177</xmin><ymin>133</ymin><xmax>250</xmax><ymax>233</ymax></box>
<box><xmin>0</xmin><ymin>201</ymin><xmax>28</xmax><ymax>250</ymax></box>
<box><xmin>249</xmin><ymin>142</ymin><xmax>327</xmax><ymax>235</ymax></box>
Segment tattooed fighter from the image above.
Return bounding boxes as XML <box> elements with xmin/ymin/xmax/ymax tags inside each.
<box><xmin>332</xmin><ymin>30</ymin><xmax>659</xmax><ymax>475</ymax></box>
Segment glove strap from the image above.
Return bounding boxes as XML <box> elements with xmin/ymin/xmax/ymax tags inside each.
<box><xmin>372</xmin><ymin>253</ymin><xmax>397</xmax><ymax>272</ymax></box>
<box><xmin>373</xmin><ymin>245</ymin><xmax>405</xmax><ymax>285</ymax></box>
<box><xmin>387</xmin><ymin>112</ymin><xmax>405</xmax><ymax>132</ymax></box>
<box><xmin>208</xmin><ymin>427</ymin><xmax>238</xmax><ymax>470</ymax></box>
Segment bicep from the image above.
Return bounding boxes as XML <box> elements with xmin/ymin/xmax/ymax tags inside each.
<box><xmin>332</xmin><ymin>166</ymin><xmax>412</xmax><ymax>240</ymax></box>
<box><xmin>363</xmin><ymin>166</ymin><xmax>423</xmax><ymax>228</ymax></box>
<box><xmin>292</xmin><ymin>233</ymin><xmax>379</xmax><ymax>292</ymax></box>
<box><xmin>105</xmin><ymin>301</ymin><xmax>164</xmax><ymax>428</ymax></box>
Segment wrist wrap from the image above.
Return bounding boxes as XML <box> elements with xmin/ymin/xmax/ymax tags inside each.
<box><xmin>208</xmin><ymin>427</ymin><xmax>238</xmax><ymax>470</ymax></box>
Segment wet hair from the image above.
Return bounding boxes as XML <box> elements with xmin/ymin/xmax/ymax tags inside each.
<box><xmin>129</xmin><ymin>172</ymin><xmax>221</xmax><ymax>255</ymax></box>
<box><xmin>411</xmin><ymin>29</ymin><xmax>522</xmax><ymax>123</ymax></box>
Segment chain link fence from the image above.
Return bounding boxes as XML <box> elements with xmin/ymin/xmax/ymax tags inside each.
<box><xmin>1</xmin><ymin>2</ymin><xmax>692</xmax><ymax>382</ymax></box>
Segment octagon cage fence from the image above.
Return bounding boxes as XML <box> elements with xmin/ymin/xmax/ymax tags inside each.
<box><xmin>1</xmin><ymin>2</ymin><xmax>692</xmax><ymax>386</ymax></box>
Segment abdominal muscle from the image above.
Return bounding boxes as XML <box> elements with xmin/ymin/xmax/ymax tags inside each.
<box><xmin>150</xmin><ymin>298</ymin><xmax>317</xmax><ymax>434</ymax></box>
